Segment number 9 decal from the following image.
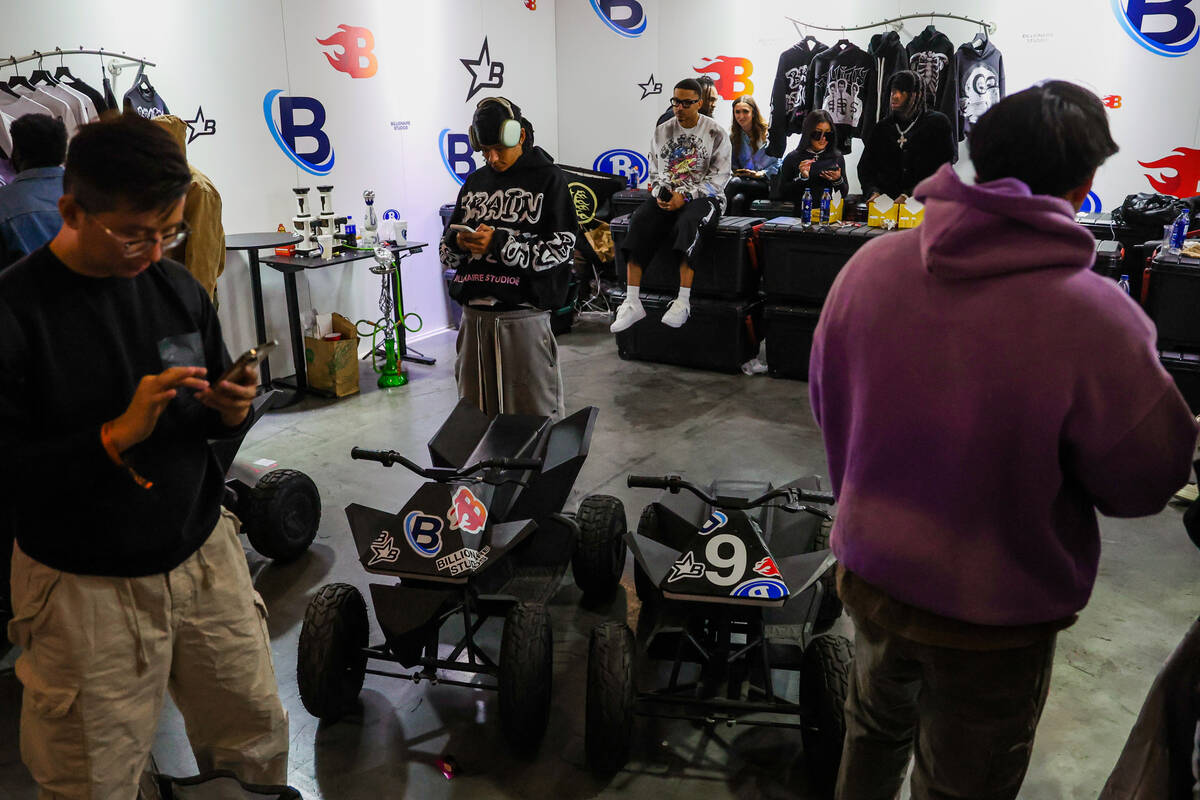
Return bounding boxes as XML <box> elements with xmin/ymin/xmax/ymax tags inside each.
<box><xmin>705</xmin><ymin>533</ymin><xmax>747</xmax><ymax>586</ymax></box>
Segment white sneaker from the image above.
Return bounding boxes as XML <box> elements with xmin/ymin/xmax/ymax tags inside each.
<box><xmin>610</xmin><ymin>299</ymin><xmax>646</xmax><ymax>333</ymax></box>
<box><xmin>661</xmin><ymin>299</ymin><xmax>691</xmax><ymax>328</ymax></box>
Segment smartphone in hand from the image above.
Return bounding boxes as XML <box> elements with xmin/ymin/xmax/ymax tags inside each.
<box><xmin>449</xmin><ymin>224</ymin><xmax>478</xmax><ymax>234</ymax></box>
<box><xmin>218</xmin><ymin>340</ymin><xmax>278</xmax><ymax>384</ymax></box>
<box><xmin>656</xmin><ymin>186</ymin><xmax>673</xmax><ymax>202</ymax></box>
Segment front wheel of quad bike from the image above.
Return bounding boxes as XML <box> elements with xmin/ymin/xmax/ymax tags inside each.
<box><xmin>244</xmin><ymin>469</ymin><xmax>321</xmax><ymax>562</ymax></box>
<box><xmin>799</xmin><ymin>634</ymin><xmax>853</xmax><ymax>792</ymax></box>
<box><xmin>297</xmin><ymin>583</ymin><xmax>369</xmax><ymax>721</ymax></box>
<box><xmin>572</xmin><ymin>495</ymin><xmax>628</xmax><ymax>600</ymax></box>
<box><xmin>632</xmin><ymin>505</ymin><xmax>660</xmax><ymax>606</ymax></box>
<box><xmin>812</xmin><ymin>517</ymin><xmax>843</xmax><ymax>630</ymax></box>
<box><xmin>585</xmin><ymin>621</ymin><xmax>636</xmax><ymax>775</ymax></box>
<box><xmin>499</xmin><ymin>601</ymin><xmax>554</xmax><ymax>756</ymax></box>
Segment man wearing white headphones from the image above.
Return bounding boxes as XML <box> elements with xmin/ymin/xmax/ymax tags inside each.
<box><xmin>439</xmin><ymin>97</ymin><xmax>576</xmax><ymax>419</ymax></box>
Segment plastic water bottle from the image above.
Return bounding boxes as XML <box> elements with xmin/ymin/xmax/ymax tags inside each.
<box><xmin>628</xmin><ymin>167</ymin><xmax>639</xmax><ymax>189</ymax></box>
<box><xmin>820</xmin><ymin>188</ymin><xmax>831</xmax><ymax>224</ymax></box>
<box><xmin>801</xmin><ymin>189</ymin><xmax>813</xmax><ymax>227</ymax></box>
<box><xmin>1118</xmin><ymin>274</ymin><xmax>1131</xmax><ymax>294</ymax></box>
<box><xmin>1169</xmin><ymin>209</ymin><xmax>1189</xmax><ymax>254</ymax></box>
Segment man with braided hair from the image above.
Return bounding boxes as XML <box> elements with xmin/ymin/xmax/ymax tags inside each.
<box><xmin>857</xmin><ymin>70</ymin><xmax>955</xmax><ymax>202</ymax></box>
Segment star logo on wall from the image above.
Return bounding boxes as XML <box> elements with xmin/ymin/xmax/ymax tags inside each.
<box><xmin>461</xmin><ymin>37</ymin><xmax>505</xmax><ymax>102</ymax></box>
<box><xmin>184</xmin><ymin>106</ymin><xmax>216</xmax><ymax>144</ymax></box>
<box><xmin>638</xmin><ymin>73</ymin><xmax>662</xmax><ymax>100</ymax></box>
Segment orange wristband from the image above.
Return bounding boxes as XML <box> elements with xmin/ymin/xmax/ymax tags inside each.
<box><xmin>100</xmin><ymin>422</ymin><xmax>154</xmax><ymax>490</ymax></box>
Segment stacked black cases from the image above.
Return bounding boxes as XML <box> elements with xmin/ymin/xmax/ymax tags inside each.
<box><xmin>609</xmin><ymin>287</ymin><xmax>761</xmax><ymax>373</ymax></box>
<box><xmin>1092</xmin><ymin>240</ymin><xmax>1124</xmax><ymax>281</ymax></box>
<box><xmin>1160</xmin><ymin>351</ymin><xmax>1200</xmax><ymax>414</ymax></box>
<box><xmin>611</xmin><ymin>189</ymin><xmax>652</xmax><ymax>221</ymax></box>
<box><xmin>748</xmin><ymin>199</ymin><xmax>796</xmax><ymax>220</ymax></box>
<box><xmin>1145</xmin><ymin>250</ymin><xmax>1200</xmax><ymax>410</ymax></box>
<box><xmin>610</xmin><ymin>214</ymin><xmax>762</xmax><ymax>298</ymax></box>
<box><xmin>758</xmin><ymin>218</ymin><xmax>888</xmax><ymax>381</ymax></box>
<box><xmin>1076</xmin><ymin>211</ymin><xmax>1160</xmax><ymax>299</ymax></box>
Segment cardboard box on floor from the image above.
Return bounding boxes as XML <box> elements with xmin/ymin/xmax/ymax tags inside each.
<box><xmin>304</xmin><ymin>312</ymin><xmax>360</xmax><ymax>397</ymax></box>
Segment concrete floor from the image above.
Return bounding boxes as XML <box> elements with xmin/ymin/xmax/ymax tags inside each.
<box><xmin>3</xmin><ymin>315</ymin><xmax>1199</xmax><ymax>799</ymax></box>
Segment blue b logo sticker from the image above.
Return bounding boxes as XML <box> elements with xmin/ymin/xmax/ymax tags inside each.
<box><xmin>439</xmin><ymin>128</ymin><xmax>479</xmax><ymax>185</ymax></box>
<box><xmin>1113</xmin><ymin>0</ymin><xmax>1199</xmax><ymax>56</ymax></box>
<box><xmin>590</xmin><ymin>0</ymin><xmax>647</xmax><ymax>37</ymax></box>
<box><xmin>1080</xmin><ymin>191</ymin><xmax>1103</xmax><ymax>214</ymax></box>
<box><xmin>730</xmin><ymin>577</ymin><xmax>789</xmax><ymax>600</ymax></box>
<box><xmin>404</xmin><ymin>511</ymin><xmax>444</xmax><ymax>558</ymax></box>
<box><xmin>594</xmin><ymin>148</ymin><xmax>649</xmax><ymax>186</ymax></box>
<box><xmin>263</xmin><ymin>89</ymin><xmax>335</xmax><ymax>176</ymax></box>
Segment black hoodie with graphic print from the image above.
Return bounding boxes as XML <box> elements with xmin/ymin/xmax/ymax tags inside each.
<box><xmin>439</xmin><ymin>145</ymin><xmax>576</xmax><ymax>310</ymax></box>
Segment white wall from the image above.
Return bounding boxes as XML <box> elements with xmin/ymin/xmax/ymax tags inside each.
<box><xmin>557</xmin><ymin>0</ymin><xmax>1200</xmax><ymax>211</ymax></box>
<box><xmin>0</xmin><ymin>0</ymin><xmax>560</xmax><ymax>374</ymax></box>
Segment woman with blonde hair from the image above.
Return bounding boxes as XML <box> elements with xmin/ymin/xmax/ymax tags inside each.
<box><xmin>725</xmin><ymin>95</ymin><xmax>780</xmax><ymax>215</ymax></box>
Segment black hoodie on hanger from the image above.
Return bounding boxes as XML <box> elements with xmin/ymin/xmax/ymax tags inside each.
<box><xmin>809</xmin><ymin>40</ymin><xmax>874</xmax><ymax>153</ymax></box>
<box><xmin>955</xmin><ymin>37</ymin><xmax>1004</xmax><ymax>141</ymax></box>
<box><xmin>863</xmin><ymin>30</ymin><xmax>907</xmax><ymax>143</ymax></box>
<box><xmin>766</xmin><ymin>37</ymin><xmax>827</xmax><ymax>158</ymax></box>
<box><xmin>123</xmin><ymin>65</ymin><xmax>168</xmax><ymax>119</ymax></box>
<box><xmin>905</xmin><ymin>26</ymin><xmax>958</xmax><ymax>131</ymax></box>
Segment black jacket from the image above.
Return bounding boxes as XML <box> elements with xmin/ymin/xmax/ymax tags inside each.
<box><xmin>955</xmin><ymin>38</ymin><xmax>1005</xmax><ymax>141</ymax></box>
<box><xmin>863</xmin><ymin>31</ymin><xmax>907</xmax><ymax>143</ymax></box>
<box><xmin>440</xmin><ymin>145</ymin><xmax>576</xmax><ymax>310</ymax></box>
<box><xmin>905</xmin><ymin>27</ymin><xmax>959</xmax><ymax>131</ymax></box>
<box><xmin>772</xmin><ymin>147</ymin><xmax>849</xmax><ymax>206</ymax></box>
<box><xmin>809</xmin><ymin>41</ymin><xmax>874</xmax><ymax>154</ymax></box>
<box><xmin>766</xmin><ymin>38</ymin><xmax>827</xmax><ymax>158</ymax></box>
<box><xmin>857</xmin><ymin>110</ymin><xmax>955</xmax><ymax>198</ymax></box>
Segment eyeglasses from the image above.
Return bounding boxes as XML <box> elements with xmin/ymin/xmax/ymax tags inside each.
<box><xmin>89</xmin><ymin>216</ymin><xmax>190</xmax><ymax>258</ymax></box>
<box><xmin>670</xmin><ymin>98</ymin><xmax>699</xmax><ymax>108</ymax></box>
<box><xmin>811</xmin><ymin>130</ymin><xmax>832</xmax><ymax>141</ymax></box>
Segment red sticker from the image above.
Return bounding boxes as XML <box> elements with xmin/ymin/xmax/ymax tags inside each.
<box><xmin>753</xmin><ymin>557</ymin><xmax>780</xmax><ymax>577</ymax></box>
<box><xmin>448</xmin><ymin>486</ymin><xmax>488</xmax><ymax>534</ymax></box>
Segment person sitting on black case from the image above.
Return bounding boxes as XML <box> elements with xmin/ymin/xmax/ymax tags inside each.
<box><xmin>771</xmin><ymin>109</ymin><xmax>848</xmax><ymax>215</ymax></box>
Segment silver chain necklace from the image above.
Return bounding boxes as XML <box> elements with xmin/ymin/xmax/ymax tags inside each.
<box><xmin>896</xmin><ymin>114</ymin><xmax>920</xmax><ymax>148</ymax></box>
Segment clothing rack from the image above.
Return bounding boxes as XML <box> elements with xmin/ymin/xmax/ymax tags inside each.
<box><xmin>787</xmin><ymin>12</ymin><xmax>995</xmax><ymax>36</ymax></box>
<box><xmin>4</xmin><ymin>47</ymin><xmax>155</xmax><ymax>71</ymax></box>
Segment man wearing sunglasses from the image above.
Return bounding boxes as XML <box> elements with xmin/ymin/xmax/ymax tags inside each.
<box><xmin>0</xmin><ymin>114</ymin><xmax>288</xmax><ymax>798</ymax></box>
<box><xmin>612</xmin><ymin>78</ymin><xmax>731</xmax><ymax>331</ymax></box>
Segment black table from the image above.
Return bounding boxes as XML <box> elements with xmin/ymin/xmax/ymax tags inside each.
<box><xmin>224</xmin><ymin>232</ymin><xmax>302</xmax><ymax>390</ymax></box>
<box><xmin>258</xmin><ymin>242</ymin><xmax>431</xmax><ymax>399</ymax></box>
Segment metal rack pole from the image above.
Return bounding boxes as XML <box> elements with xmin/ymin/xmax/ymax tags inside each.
<box><xmin>4</xmin><ymin>47</ymin><xmax>155</xmax><ymax>69</ymax></box>
<box><xmin>786</xmin><ymin>12</ymin><xmax>995</xmax><ymax>36</ymax></box>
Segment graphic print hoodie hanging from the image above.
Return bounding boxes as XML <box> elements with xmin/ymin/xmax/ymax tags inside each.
<box><xmin>955</xmin><ymin>38</ymin><xmax>1005</xmax><ymax>141</ymax></box>
<box><xmin>905</xmin><ymin>27</ymin><xmax>959</xmax><ymax>132</ymax></box>
<box><xmin>766</xmin><ymin>38</ymin><xmax>827</xmax><ymax>157</ymax></box>
<box><xmin>809</xmin><ymin>41</ymin><xmax>875</xmax><ymax>153</ymax></box>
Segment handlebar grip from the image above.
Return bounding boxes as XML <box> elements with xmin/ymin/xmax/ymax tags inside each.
<box><xmin>350</xmin><ymin>447</ymin><xmax>393</xmax><ymax>465</ymax></box>
<box><xmin>490</xmin><ymin>458</ymin><xmax>543</xmax><ymax>471</ymax></box>
<box><xmin>801</xmin><ymin>490</ymin><xmax>836</xmax><ymax>505</ymax></box>
<box><xmin>627</xmin><ymin>475</ymin><xmax>671</xmax><ymax>489</ymax></box>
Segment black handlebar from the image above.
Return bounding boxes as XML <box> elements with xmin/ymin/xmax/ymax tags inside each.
<box><xmin>628</xmin><ymin>473</ymin><xmax>834</xmax><ymax>513</ymax></box>
<box><xmin>351</xmin><ymin>448</ymin><xmax>542</xmax><ymax>481</ymax></box>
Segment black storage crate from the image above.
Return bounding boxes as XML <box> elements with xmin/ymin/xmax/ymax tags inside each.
<box><xmin>748</xmin><ymin>199</ymin><xmax>796</xmax><ymax>220</ymax></box>
<box><xmin>609</xmin><ymin>288</ymin><xmax>761</xmax><ymax>373</ymax></box>
<box><xmin>611</xmin><ymin>189</ymin><xmax>651</xmax><ymax>220</ymax></box>
<box><xmin>1092</xmin><ymin>239</ymin><xmax>1124</xmax><ymax>280</ymax></box>
<box><xmin>758</xmin><ymin>218</ymin><xmax>887</xmax><ymax>303</ymax></box>
<box><xmin>610</xmin><ymin>214</ymin><xmax>761</xmax><ymax>299</ymax></box>
<box><xmin>764</xmin><ymin>304</ymin><xmax>822</xmax><ymax>381</ymax></box>
<box><xmin>1145</xmin><ymin>251</ymin><xmax>1200</xmax><ymax>349</ymax></box>
<box><xmin>750</xmin><ymin>195</ymin><xmax>869</xmax><ymax>223</ymax></box>
<box><xmin>1161</xmin><ymin>351</ymin><xmax>1200</xmax><ymax>414</ymax></box>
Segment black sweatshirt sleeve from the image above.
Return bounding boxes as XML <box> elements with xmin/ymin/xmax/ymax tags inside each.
<box><xmin>767</xmin><ymin>50</ymin><xmax>792</xmax><ymax>158</ymax></box>
<box><xmin>438</xmin><ymin>182</ymin><xmax>471</xmax><ymax>271</ymax></box>
<box><xmin>858</xmin><ymin>128</ymin><xmax>884</xmax><ymax>197</ymax></box>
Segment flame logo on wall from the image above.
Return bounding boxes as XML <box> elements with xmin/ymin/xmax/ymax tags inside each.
<box><xmin>1139</xmin><ymin>147</ymin><xmax>1200</xmax><ymax>198</ymax></box>
<box><xmin>317</xmin><ymin>24</ymin><xmax>378</xmax><ymax>79</ymax></box>
<box><xmin>693</xmin><ymin>56</ymin><xmax>754</xmax><ymax>100</ymax></box>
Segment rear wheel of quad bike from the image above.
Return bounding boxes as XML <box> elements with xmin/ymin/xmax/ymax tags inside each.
<box><xmin>499</xmin><ymin>601</ymin><xmax>554</xmax><ymax>756</ymax></box>
<box><xmin>799</xmin><ymin>634</ymin><xmax>853</xmax><ymax>791</ymax></box>
<box><xmin>812</xmin><ymin>517</ymin><xmax>843</xmax><ymax>630</ymax></box>
<box><xmin>632</xmin><ymin>505</ymin><xmax>660</xmax><ymax>606</ymax></box>
<box><xmin>585</xmin><ymin>621</ymin><xmax>636</xmax><ymax>775</ymax></box>
<box><xmin>297</xmin><ymin>583</ymin><xmax>368</xmax><ymax>721</ymax></box>
<box><xmin>244</xmin><ymin>469</ymin><xmax>321</xmax><ymax>562</ymax></box>
<box><xmin>573</xmin><ymin>495</ymin><xmax>628</xmax><ymax>600</ymax></box>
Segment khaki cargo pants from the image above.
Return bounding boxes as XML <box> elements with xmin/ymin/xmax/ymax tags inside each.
<box><xmin>456</xmin><ymin>306</ymin><xmax>565</xmax><ymax>421</ymax></box>
<box><xmin>7</xmin><ymin>509</ymin><xmax>289</xmax><ymax>799</ymax></box>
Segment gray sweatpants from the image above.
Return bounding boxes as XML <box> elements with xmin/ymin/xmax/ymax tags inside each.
<box><xmin>456</xmin><ymin>306</ymin><xmax>564</xmax><ymax>420</ymax></box>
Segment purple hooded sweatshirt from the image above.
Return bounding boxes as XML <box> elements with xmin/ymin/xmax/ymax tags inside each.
<box><xmin>810</xmin><ymin>164</ymin><xmax>1197</xmax><ymax>627</ymax></box>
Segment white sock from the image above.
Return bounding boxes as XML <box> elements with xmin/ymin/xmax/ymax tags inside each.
<box><xmin>627</xmin><ymin>285</ymin><xmax>641</xmax><ymax>304</ymax></box>
<box><xmin>677</xmin><ymin>287</ymin><xmax>691</xmax><ymax>304</ymax></box>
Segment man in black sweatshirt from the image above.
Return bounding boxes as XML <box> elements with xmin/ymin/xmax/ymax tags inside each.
<box><xmin>440</xmin><ymin>97</ymin><xmax>576</xmax><ymax>419</ymax></box>
<box><xmin>0</xmin><ymin>114</ymin><xmax>288</xmax><ymax>798</ymax></box>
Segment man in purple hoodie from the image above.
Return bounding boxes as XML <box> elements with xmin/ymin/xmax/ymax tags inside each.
<box><xmin>810</xmin><ymin>81</ymin><xmax>1198</xmax><ymax>800</ymax></box>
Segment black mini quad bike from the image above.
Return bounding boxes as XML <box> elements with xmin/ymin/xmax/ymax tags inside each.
<box><xmin>296</xmin><ymin>399</ymin><xmax>627</xmax><ymax>754</ymax></box>
<box><xmin>212</xmin><ymin>390</ymin><xmax>322</xmax><ymax>562</ymax></box>
<box><xmin>585</xmin><ymin>473</ymin><xmax>852</xmax><ymax>790</ymax></box>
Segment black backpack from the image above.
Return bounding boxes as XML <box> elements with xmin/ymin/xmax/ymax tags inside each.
<box><xmin>1112</xmin><ymin>192</ymin><xmax>1192</xmax><ymax>232</ymax></box>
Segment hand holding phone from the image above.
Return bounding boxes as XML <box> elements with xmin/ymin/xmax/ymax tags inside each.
<box><xmin>218</xmin><ymin>340</ymin><xmax>278</xmax><ymax>385</ymax></box>
<box><xmin>449</xmin><ymin>224</ymin><xmax>478</xmax><ymax>234</ymax></box>
<box><xmin>656</xmin><ymin>186</ymin><xmax>673</xmax><ymax>203</ymax></box>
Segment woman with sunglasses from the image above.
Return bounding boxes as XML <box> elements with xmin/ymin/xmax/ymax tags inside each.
<box><xmin>724</xmin><ymin>95</ymin><xmax>780</xmax><ymax>215</ymax></box>
<box><xmin>771</xmin><ymin>109</ymin><xmax>848</xmax><ymax>214</ymax></box>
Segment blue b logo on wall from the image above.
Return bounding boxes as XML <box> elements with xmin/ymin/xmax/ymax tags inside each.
<box><xmin>590</xmin><ymin>0</ymin><xmax>647</xmax><ymax>37</ymax></box>
<box><xmin>594</xmin><ymin>148</ymin><xmax>649</xmax><ymax>186</ymax></box>
<box><xmin>1080</xmin><ymin>191</ymin><xmax>1103</xmax><ymax>214</ymax></box>
<box><xmin>263</xmin><ymin>89</ymin><xmax>335</xmax><ymax>175</ymax></box>
<box><xmin>1113</xmin><ymin>0</ymin><xmax>1199</xmax><ymax>57</ymax></box>
<box><xmin>439</xmin><ymin>128</ymin><xmax>479</xmax><ymax>185</ymax></box>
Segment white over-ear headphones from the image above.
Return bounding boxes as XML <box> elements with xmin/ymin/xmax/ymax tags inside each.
<box><xmin>469</xmin><ymin>97</ymin><xmax>522</xmax><ymax>149</ymax></box>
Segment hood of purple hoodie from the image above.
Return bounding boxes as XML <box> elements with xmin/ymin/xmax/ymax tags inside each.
<box><xmin>913</xmin><ymin>164</ymin><xmax>1097</xmax><ymax>280</ymax></box>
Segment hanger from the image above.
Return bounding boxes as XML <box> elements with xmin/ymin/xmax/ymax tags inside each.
<box><xmin>971</xmin><ymin>22</ymin><xmax>990</xmax><ymax>50</ymax></box>
<box><xmin>53</xmin><ymin>47</ymin><xmax>77</xmax><ymax>81</ymax></box>
<box><xmin>833</xmin><ymin>37</ymin><xmax>852</xmax><ymax>51</ymax></box>
<box><xmin>29</xmin><ymin>52</ymin><xmax>58</xmax><ymax>86</ymax></box>
<box><xmin>7</xmin><ymin>58</ymin><xmax>34</xmax><ymax>91</ymax></box>
<box><xmin>0</xmin><ymin>83</ymin><xmax>18</xmax><ymax>99</ymax></box>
